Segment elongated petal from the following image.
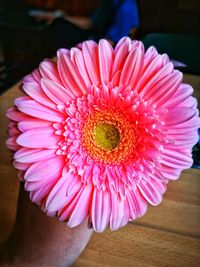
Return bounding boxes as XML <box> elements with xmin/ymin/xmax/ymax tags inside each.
<box><xmin>46</xmin><ymin>175</ymin><xmax>70</xmax><ymax>212</ymax></box>
<box><xmin>110</xmin><ymin>193</ymin><xmax>129</xmax><ymax>231</ymax></box>
<box><xmin>23</xmin><ymin>82</ymin><xmax>56</xmax><ymax>109</ymax></box>
<box><xmin>32</xmin><ymin>68</ymin><xmax>42</xmax><ymax>82</ymax></box>
<box><xmin>73</xmin><ymin>49</ymin><xmax>92</xmax><ymax>87</ymax></box>
<box><xmin>7</xmin><ymin>107</ymin><xmax>31</xmax><ymax>122</ymax></box>
<box><xmin>13</xmin><ymin>161</ymin><xmax>30</xmax><ymax>170</ymax></box>
<box><xmin>24</xmin><ymin>156</ymin><xmax>63</xmax><ymax>182</ymax></box>
<box><xmin>17</xmin><ymin>127</ymin><xmax>60</xmax><ymax>148</ymax></box>
<box><xmin>14</xmin><ymin>148</ymin><xmax>56</xmax><ymax>163</ymax></box>
<box><xmin>17</xmin><ymin>100</ymin><xmax>64</xmax><ymax>122</ymax></box>
<box><xmin>139</xmin><ymin>62</ymin><xmax>174</xmax><ymax>97</ymax></box>
<box><xmin>8</xmin><ymin>127</ymin><xmax>20</xmax><ymax>137</ymax></box>
<box><xmin>136</xmin><ymin>55</ymin><xmax>165</xmax><ymax>93</ymax></box>
<box><xmin>163</xmin><ymin>84</ymin><xmax>193</xmax><ymax>108</ymax></box>
<box><xmin>119</xmin><ymin>47</ymin><xmax>143</xmax><ymax>87</ymax></box>
<box><xmin>41</xmin><ymin>78</ymin><xmax>72</xmax><ymax>104</ymax></box>
<box><xmin>164</xmin><ymin>107</ymin><xmax>196</xmax><ymax>126</ymax></box>
<box><xmin>162</xmin><ymin>147</ymin><xmax>192</xmax><ymax>164</ymax></box>
<box><xmin>67</xmin><ymin>184</ymin><xmax>92</xmax><ymax>227</ymax></box>
<box><xmin>25</xmin><ymin>176</ymin><xmax>56</xmax><ymax>191</ymax></box>
<box><xmin>18</xmin><ymin>119</ymin><xmax>52</xmax><ymax>132</ymax></box>
<box><xmin>143</xmin><ymin>46</ymin><xmax>158</xmax><ymax>72</ymax></box>
<box><xmin>46</xmin><ymin>169</ymin><xmax>82</xmax><ymax>212</ymax></box>
<box><xmin>58</xmin><ymin>53</ymin><xmax>87</xmax><ymax>97</ymax></box>
<box><xmin>91</xmin><ymin>188</ymin><xmax>111</xmax><ymax>232</ymax></box>
<box><xmin>6</xmin><ymin>137</ymin><xmax>20</xmax><ymax>151</ymax></box>
<box><xmin>114</xmin><ymin>37</ymin><xmax>131</xmax><ymax>53</ymax></box>
<box><xmin>98</xmin><ymin>39</ymin><xmax>113</xmax><ymax>84</ymax></box>
<box><xmin>127</xmin><ymin>188</ymin><xmax>147</xmax><ymax>219</ymax></box>
<box><xmin>143</xmin><ymin>71</ymin><xmax>182</xmax><ymax>104</ymax></box>
<box><xmin>138</xmin><ymin>179</ymin><xmax>165</xmax><ymax>206</ymax></box>
<box><xmin>82</xmin><ymin>40</ymin><xmax>100</xmax><ymax>85</ymax></box>
<box><xmin>39</xmin><ymin>60</ymin><xmax>61</xmax><ymax>83</ymax></box>
<box><xmin>29</xmin><ymin>182</ymin><xmax>53</xmax><ymax>204</ymax></box>
<box><xmin>14</xmin><ymin>96</ymin><xmax>31</xmax><ymax>106</ymax></box>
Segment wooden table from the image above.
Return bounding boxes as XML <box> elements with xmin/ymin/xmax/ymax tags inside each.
<box><xmin>0</xmin><ymin>74</ymin><xmax>200</xmax><ymax>267</ymax></box>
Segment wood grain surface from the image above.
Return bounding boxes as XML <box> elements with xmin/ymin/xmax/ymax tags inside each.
<box><xmin>0</xmin><ymin>74</ymin><xmax>200</xmax><ymax>267</ymax></box>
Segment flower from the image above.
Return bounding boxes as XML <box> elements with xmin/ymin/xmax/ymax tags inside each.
<box><xmin>7</xmin><ymin>38</ymin><xmax>200</xmax><ymax>232</ymax></box>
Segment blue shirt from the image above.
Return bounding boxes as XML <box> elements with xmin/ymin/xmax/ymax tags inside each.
<box><xmin>106</xmin><ymin>0</ymin><xmax>139</xmax><ymax>41</ymax></box>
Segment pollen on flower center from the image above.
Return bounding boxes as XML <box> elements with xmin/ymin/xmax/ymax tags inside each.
<box><xmin>94</xmin><ymin>123</ymin><xmax>120</xmax><ymax>150</ymax></box>
<box><xmin>82</xmin><ymin>110</ymin><xmax>137</xmax><ymax>164</ymax></box>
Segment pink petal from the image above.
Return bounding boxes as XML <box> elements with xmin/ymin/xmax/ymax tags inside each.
<box><xmin>25</xmin><ymin>177</ymin><xmax>55</xmax><ymax>191</ymax></box>
<box><xmin>178</xmin><ymin>96</ymin><xmax>198</xmax><ymax>109</ymax></box>
<box><xmin>160</xmin><ymin>151</ymin><xmax>193</xmax><ymax>169</ymax></box>
<box><xmin>41</xmin><ymin>78</ymin><xmax>72</xmax><ymax>105</ymax></box>
<box><xmin>45</xmin><ymin>175</ymin><xmax>70</xmax><ymax>212</ymax></box>
<box><xmin>13</xmin><ymin>160</ymin><xmax>30</xmax><ymax>170</ymax></box>
<box><xmin>62</xmin><ymin>167</ymin><xmax>82</xmax><ymax>196</ymax></box>
<box><xmin>112</xmin><ymin>38</ymin><xmax>131</xmax><ymax>84</ymax></box>
<box><xmin>158</xmin><ymin>164</ymin><xmax>181</xmax><ymax>180</ymax></box>
<box><xmin>127</xmin><ymin>188</ymin><xmax>147</xmax><ymax>219</ymax></box>
<box><xmin>166</xmin><ymin>114</ymin><xmax>200</xmax><ymax>132</ymax></box>
<box><xmin>114</xmin><ymin>37</ymin><xmax>131</xmax><ymax>53</ymax></box>
<box><xmin>58</xmin><ymin>190</ymin><xmax>82</xmax><ymax>222</ymax></box>
<box><xmin>91</xmin><ymin>188</ymin><xmax>111</xmax><ymax>232</ymax></box>
<box><xmin>6</xmin><ymin>136</ymin><xmax>20</xmax><ymax>151</ymax></box>
<box><xmin>119</xmin><ymin>47</ymin><xmax>143</xmax><ymax>87</ymax></box>
<box><xmin>164</xmin><ymin>107</ymin><xmax>197</xmax><ymax>126</ymax></box>
<box><xmin>18</xmin><ymin>119</ymin><xmax>52</xmax><ymax>132</ymax></box>
<box><xmin>7</xmin><ymin>107</ymin><xmax>31</xmax><ymax>122</ymax></box>
<box><xmin>39</xmin><ymin>60</ymin><xmax>61</xmax><ymax>83</ymax></box>
<box><xmin>23</xmin><ymin>74</ymin><xmax>35</xmax><ymax>83</ymax></box>
<box><xmin>138</xmin><ymin>179</ymin><xmax>164</xmax><ymax>206</ymax></box>
<box><xmin>70</xmin><ymin>47</ymin><xmax>80</xmax><ymax>62</ymax></box>
<box><xmin>14</xmin><ymin>148</ymin><xmax>56</xmax><ymax>163</ymax></box>
<box><xmin>98</xmin><ymin>39</ymin><xmax>113</xmax><ymax>84</ymax></box>
<box><xmin>82</xmin><ymin>40</ymin><xmax>100</xmax><ymax>85</ymax></box>
<box><xmin>23</xmin><ymin>82</ymin><xmax>56</xmax><ymax>109</ymax></box>
<box><xmin>46</xmin><ymin>170</ymin><xmax>82</xmax><ymax>212</ymax></box>
<box><xmin>14</xmin><ymin>96</ymin><xmax>31</xmax><ymax>106</ymax></box>
<box><xmin>67</xmin><ymin>184</ymin><xmax>92</xmax><ymax>227</ymax></box>
<box><xmin>73</xmin><ymin>49</ymin><xmax>92</xmax><ymax>87</ymax></box>
<box><xmin>110</xmin><ymin>193</ymin><xmax>129</xmax><ymax>231</ymax></box>
<box><xmin>139</xmin><ymin>62</ymin><xmax>174</xmax><ymax>96</ymax></box>
<box><xmin>8</xmin><ymin>121</ymin><xmax>17</xmax><ymax>128</ymax></box>
<box><xmin>32</xmin><ymin>68</ymin><xmax>42</xmax><ymax>82</ymax></box>
<box><xmin>58</xmin><ymin>53</ymin><xmax>87</xmax><ymax>97</ymax></box>
<box><xmin>24</xmin><ymin>156</ymin><xmax>64</xmax><ymax>182</ymax></box>
<box><xmin>143</xmin><ymin>46</ymin><xmax>158</xmax><ymax>72</ymax></box>
<box><xmin>163</xmin><ymin>83</ymin><xmax>193</xmax><ymax>108</ymax></box>
<box><xmin>16</xmin><ymin>127</ymin><xmax>60</xmax><ymax>148</ymax></box>
<box><xmin>8</xmin><ymin>127</ymin><xmax>20</xmax><ymax>137</ymax></box>
<box><xmin>29</xmin><ymin>182</ymin><xmax>53</xmax><ymax>204</ymax></box>
<box><xmin>17</xmin><ymin>100</ymin><xmax>64</xmax><ymax>122</ymax></box>
<box><xmin>18</xmin><ymin>170</ymin><xmax>25</xmax><ymax>181</ymax></box>
<box><xmin>57</xmin><ymin>48</ymin><xmax>70</xmax><ymax>57</ymax></box>
<box><xmin>143</xmin><ymin>70</ymin><xmax>182</xmax><ymax>104</ymax></box>
<box><xmin>136</xmin><ymin>55</ymin><xmax>165</xmax><ymax>93</ymax></box>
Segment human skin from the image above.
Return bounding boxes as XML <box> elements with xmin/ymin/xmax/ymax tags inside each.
<box><xmin>0</xmin><ymin>184</ymin><xmax>93</xmax><ymax>267</ymax></box>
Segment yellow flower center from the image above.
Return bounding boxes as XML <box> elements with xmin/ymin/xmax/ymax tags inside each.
<box><xmin>94</xmin><ymin>123</ymin><xmax>120</xmax><ymax>150</ymax></box>
<box><xmin>82</xmin><ymin>110</ymin><xmax>136</xmax><ymax>164</ymax></box>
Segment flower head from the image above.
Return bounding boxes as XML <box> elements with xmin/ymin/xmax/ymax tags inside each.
<box><xmin>7</xmin><ymin>38</ymin><xmax>200</xmax><ymax>232</ymax></box>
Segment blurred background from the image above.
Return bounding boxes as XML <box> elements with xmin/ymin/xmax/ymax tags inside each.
<box><xmin>0</xmin><ymin>0</ymin><xmax>199</xmax><ymax>93</ymax></box>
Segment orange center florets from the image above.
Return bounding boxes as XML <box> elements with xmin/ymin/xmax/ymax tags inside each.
<box><xmin>82</xmin><ymin>110</ymin><xmax>136</xmax><ymax>164</ymax></box>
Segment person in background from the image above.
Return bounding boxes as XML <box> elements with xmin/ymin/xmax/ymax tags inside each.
<box><xmin>65</xmin><ymin>0</ymin><xmax>140</xmax><ymax>41</ymax></box>
<box><xmin>31</xmin><ymin>0</ymin><xmax>140</xmax><ymax>42</ymax></box>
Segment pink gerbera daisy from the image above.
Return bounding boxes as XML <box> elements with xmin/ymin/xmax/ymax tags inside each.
<box><xmin>7</xmin><ymin>38</ymin><xmax>200</xmax><ymax>232</ymax></box>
